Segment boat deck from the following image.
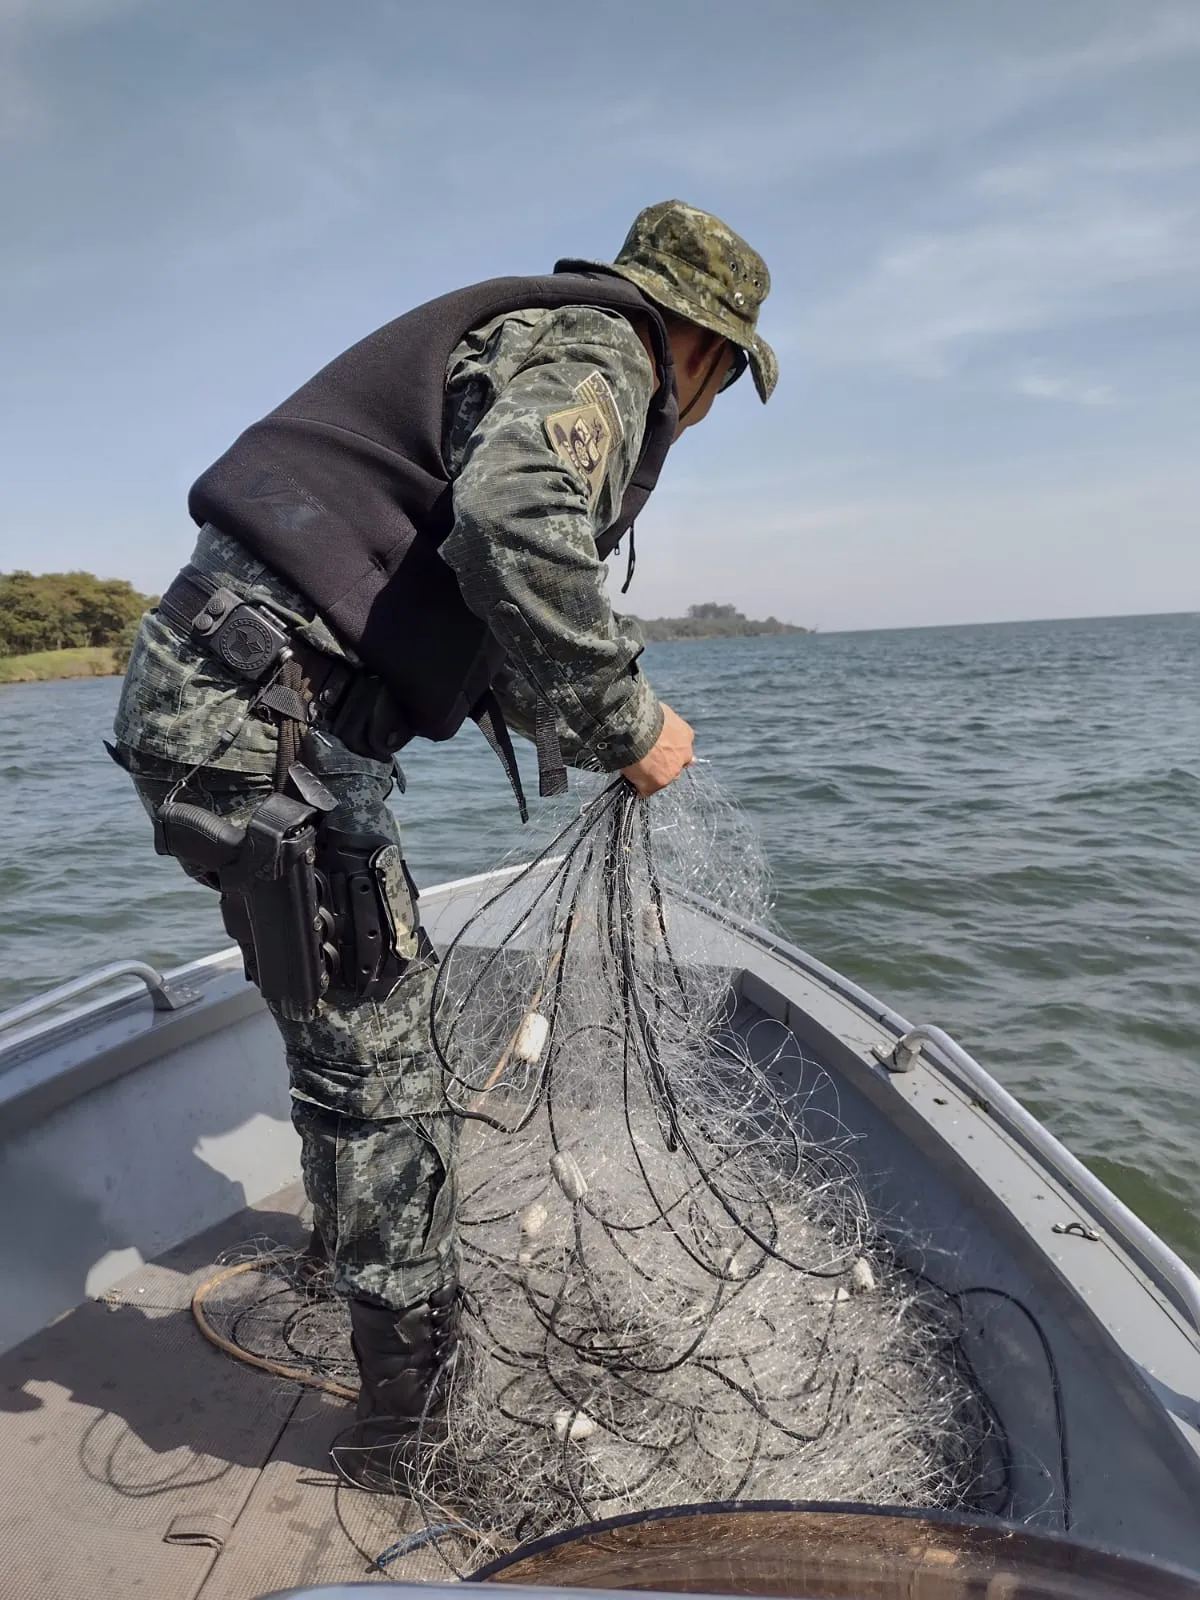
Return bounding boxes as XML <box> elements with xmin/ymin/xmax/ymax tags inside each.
<box><xmin>1</xmin><ymin>1183</ymin><xmax>447</xmax><ymax>1600</ymax></box>
<box><xmin>5</xmin><ymin>926</ymin><xmax>1200</xmax><ymax>1593</ymax></box>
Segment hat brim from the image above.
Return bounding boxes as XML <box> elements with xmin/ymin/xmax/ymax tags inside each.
<box><xmin>560</xmin><ymin>257</ymin><xmax>777</xmax><ymax>402</ymax></box>
<box><xmin>600</xmin><ymin>261</ymin><xmax>778</xmax><ymax>403</ymax></box>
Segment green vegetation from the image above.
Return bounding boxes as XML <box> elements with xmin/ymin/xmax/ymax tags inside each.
<box><xmin>634</xmin><ymin>603</ymin><xmax>810</xmax><ymax>642</ymax></box>
<box><xmin>0</xmin><ymin>646</ymin><xmax>119</xmax><ymax>684</ymax></box>
<box><xmin>0</xmin><ymin>570</ymin><xmax>154</xmax><ymax>658</ymax></box>
<box><xmin>0</xmin><ymin>573</ymin><xmax>808</xmax><ymax>686</ymax></box>
<box><xmin>111</xmin><ymin>616</ymin><xmax>142</xmax><ymax>673</ymax></box>
<box><xmin>0</xmin><ymin>569</ymin><xmax>154</xmax><ymax>682</ymax></box>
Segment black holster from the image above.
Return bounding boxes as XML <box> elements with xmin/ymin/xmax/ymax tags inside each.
<box><xmin>157</xmin><ymin>791</ymin><xmax>331</xmax><ymax>1020</ymax></box>
<box><xmin>316</xmin><ymin>828</ymin><xmax>414</xmax><ymax>1004</ymax></box>
<box><xmin>155</xmin><ymin>792</ymin><xmax>425</xmax><ymax>1020</ymax></box>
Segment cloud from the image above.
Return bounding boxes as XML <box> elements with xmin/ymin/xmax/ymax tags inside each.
<box><xmin>976</xmin><ymin>135</ymin><xmax>1200</xmax><ymax>197</ymax></box>
<box><xmin>1015</xmin><ymin>371</ymin><xmax>1116</xmax><ymax>407</ymax></box>
<box><xmin>637</xmin><ymin>12</ymin><xmax>1200</xmax><ymax>379</ymax></box>
<box><xmin>1029</xmin><ymin>3</ymin><xmax>1200</xmax><ymax>78</ymax></box>
<box><xmin>806</xmin><ymin>203</ymin><xmax>1200</xmax><ymax>373</ymax></box>
<box><xmin>622</xmin><ymin>5</ymin><xmax>1200</xmax><ymax>188</ymax></box>
<box><xmin>799</xmin><ymin>137</ymin><xmax>1200</xmax><ymax>375</ymax></box>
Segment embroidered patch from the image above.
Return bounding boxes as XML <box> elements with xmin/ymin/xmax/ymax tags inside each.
<box><xmin>544</xmin><ymin>403</ymin><xmax>612</xmax><ymax>506</ymax></box>
<box><xmin>574</xmin><ymin>370</ymin><xmax>622</xmax><ymax>441</ymax></box>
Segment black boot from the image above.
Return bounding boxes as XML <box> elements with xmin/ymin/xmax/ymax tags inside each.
<box><xmin>330</xmin><ymin>1284</ymin><xmax>460</xmax><ymax>1493</ymax></box>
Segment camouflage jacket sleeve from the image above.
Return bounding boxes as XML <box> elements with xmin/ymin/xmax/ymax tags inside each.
<box><xmin>439</xmin><ymin>305</ymin><xmax>664</xmax><ymax>771</ymax></box>
<box><xmin>488</xmin><ymin>613</ymin><xmax>649</xmax><ymax>761</ymax></box>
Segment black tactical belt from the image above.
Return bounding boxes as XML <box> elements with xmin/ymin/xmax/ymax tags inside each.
<box><xmin>157</xmin><ymin>564</ymin><xmax>561</xmax><ymax>818</ymax></box>
<box><xmin>157</xmin><ymin>566</ymin><xmax>412</xmax><ymax>760</ymax></box>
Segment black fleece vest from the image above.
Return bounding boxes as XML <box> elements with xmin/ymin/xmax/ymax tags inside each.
<box><xmin>188</xmin><ymin>266</ymin><xmax>677</xmax><ymax>742</ymax></box>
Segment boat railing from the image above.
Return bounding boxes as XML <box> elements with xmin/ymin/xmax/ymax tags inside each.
<box><xmin>663</xmin><ymin>885</ymin><xmax>1200</xmax><ymax>1339</ymax></box>
<box><xmin>0</xmin><ymin>960</ymin><xmax>201</xmax><ymax>1040</ymax></box>
<box><xmin>2</xmin><ymin>898</ymin><xmax>1197</xmax><ymax>1339</ymax></box>
<box><xmin>879</xmin><ymin>1024</ymin><xmax>1200</xmax><ymax>1338</ymax></box>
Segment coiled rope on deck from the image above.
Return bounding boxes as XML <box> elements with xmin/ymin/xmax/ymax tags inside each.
<box><xmin>192</xmin><ymin>1255</ymin><xmax>357</xmax><ymax>1400</ymax></box>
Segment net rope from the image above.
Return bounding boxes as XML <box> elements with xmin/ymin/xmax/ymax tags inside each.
<box><xmin>195</xmin><ymin>771</ymin><xmax>1003</xmax><ymax>1568</ymax></box>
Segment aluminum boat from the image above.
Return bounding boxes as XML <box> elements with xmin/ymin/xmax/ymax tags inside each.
<box><xmin>2</xmin><ymin>868</ymin><xmax>1199</xmax><ymax>1599</ymax></box>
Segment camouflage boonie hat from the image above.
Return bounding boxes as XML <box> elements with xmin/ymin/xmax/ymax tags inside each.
<box><xmin>585</xmin><ymin>200</ymin><xmax>778</xmax><ymax>402</ymax></box>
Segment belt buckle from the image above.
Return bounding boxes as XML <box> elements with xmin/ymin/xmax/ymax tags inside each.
<box><xmin>195</xmin><ymin>590</ymin><xmax>290</xmax><ymax>680</ymax></box>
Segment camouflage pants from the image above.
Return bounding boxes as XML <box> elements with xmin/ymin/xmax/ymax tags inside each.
<box><xmin>114</xmin><ymin>586</ymin><xmax>459</xmax><ymax>1312</ymax></box>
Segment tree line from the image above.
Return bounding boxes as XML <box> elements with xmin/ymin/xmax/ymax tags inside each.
<box><xmin>0</xmin><ymin>571</ymin><xmax>155</xmax><ymax>659</ymax></box>
<box><xmin>0</xmin><ymin>573</ymin><xmax>806</xmax><ymax>662</ymax></box>
<box><xmin>634</xmin><ymin>603</ymin><xmax>809</xmax><ymax>642</ymax></box>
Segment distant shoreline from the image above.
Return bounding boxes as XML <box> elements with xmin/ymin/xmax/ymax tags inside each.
<box><xmin>0</xmin><ymin>624</ymin><xmax>812</xmax><ymax>686</ymax></box>
<box><xmin>0</xmin><ymin>646</ymin><xmax>119</xmax><ymax>685</ymax></box>
<box><xmin>635</xmin><ymin>614</ymin><xmax>810</xmax><ymax>643</ymax></box>
<box><xmin>642</xmin><ymin>628</ymin><xmax>810</xmax><ymax>643</ymax></box>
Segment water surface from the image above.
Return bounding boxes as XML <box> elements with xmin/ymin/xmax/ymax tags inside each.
<box><xmin>2</xmin><ymin>613</ymin><xmax>1197</xmax><ymax>1265</ymax></box>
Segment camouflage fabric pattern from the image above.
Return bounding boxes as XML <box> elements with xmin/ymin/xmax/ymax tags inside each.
<box><xmin>440</xmin><ymin>303</ymin><xmax>663</xmax><ymax>770</ymax></box>
<box><xmin>292</xmin><ymin>1103</ymin><xmax>457</xmax><ymax>1307</ymax></box>
<box><xmin>115</xmin><ymin>723</ymin><xmax>458</xmax><ymax>1310</ymax></box>
<box><xmin>111</xmin><ymin>286</ymin><xmax>679</xmax><ymax>1305</ymax></box>
<box><xmin>491</xmin><ymin>610</ymin><xmax>649</xmax><ymax>766</ymax></box>
<box><xmin>112</xmin><ymin>524</ymin><xmax>356</xmax><ymax>772</ymax></box>
<box><xmin>570</xmin><ymin>198</ymin><xmax>778</xmax><ymax>402</ymax></box>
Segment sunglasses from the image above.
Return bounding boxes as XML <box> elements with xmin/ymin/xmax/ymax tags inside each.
<box><xmin>718</xmin><ymin>344</ymin><xmax>750</xmax><ymax>393</ymax></box>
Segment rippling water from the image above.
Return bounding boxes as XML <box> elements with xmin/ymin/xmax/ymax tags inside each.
<box><xmin>2</xmin><ymin>613</ymin><xmax>1197</xmax><ymax>1266</ymax></box>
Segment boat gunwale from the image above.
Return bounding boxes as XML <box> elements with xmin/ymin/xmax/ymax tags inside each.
<box><xmin>2</xmin><ymin>865</ymin><xmax>1198</xmax><ymax>1344</ymax></box>
<box><xmin>677</xmin><ymin>888</ymin><xmax>1200</xmax><ymax>1339</ymax></box>
<box><xmin>4</xmin><ymin>865</ymin><xmax>1200</xmax><ymax>1565</ymax></box>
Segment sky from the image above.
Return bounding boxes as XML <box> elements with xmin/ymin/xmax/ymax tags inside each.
<box><xmin>1</xmin><ymin>0</ymin><xmax>1198</xmax><ymax>632</ymax></box>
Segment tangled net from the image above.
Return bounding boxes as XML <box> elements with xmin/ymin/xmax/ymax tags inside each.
<box><xmin>415</xmin><ymin>773</ymin><xmax>993</xmax><ymax>1556</ymax></box>
<box><xmin>196</xmin><ymin>772</ymin><xmax>1000</xmax><ymax>1569</ymax></box>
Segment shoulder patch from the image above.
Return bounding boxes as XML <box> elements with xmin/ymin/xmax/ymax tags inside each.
<box><xmin>574</xmin><ymin>370</ymin><xmax>623</xmax><ymax>441</ymax></box>
<box><xmin>544</xmin><ymin>402</ymin><xmax>613</xmax><ymax>507</ymax></box>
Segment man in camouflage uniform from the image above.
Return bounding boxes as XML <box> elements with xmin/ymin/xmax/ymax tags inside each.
<box><xmin>112</xmin><ymin>200</ymin><xmax>776</xmax><ymax>1491</ymax></box>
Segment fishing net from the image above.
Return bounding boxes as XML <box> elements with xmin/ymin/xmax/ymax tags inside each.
<box><xmin>412</xmin><ymin>772</ymin><xmax>992</xmax><ymax>1559</ymax></box>
<box><xmin>194</xmin><ymin>771</ymin><xmax>998</xmax><ymax>1571</ymax></box>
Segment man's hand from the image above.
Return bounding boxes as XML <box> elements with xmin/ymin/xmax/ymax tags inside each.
<box><xmin>621</xmin><ymin>703</ymin><xmax>696</xmax><ymax>797</ymax></box>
